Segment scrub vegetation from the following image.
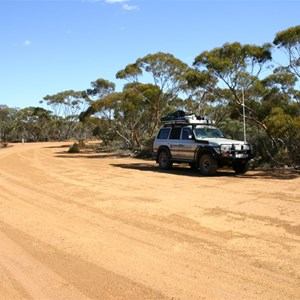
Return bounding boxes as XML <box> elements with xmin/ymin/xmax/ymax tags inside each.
<box><xmin>1</xmin><ymin>25</ymin><xmax>300</xmax><ymax>166</ymax></box>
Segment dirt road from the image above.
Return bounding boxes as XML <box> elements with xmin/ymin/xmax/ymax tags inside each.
<box><xmin>0</xmin><ymin>142</ymin><xmax>299</xmax><ymax>300</ymax></box>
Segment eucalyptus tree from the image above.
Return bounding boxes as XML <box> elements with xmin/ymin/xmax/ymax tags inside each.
<box><xmin>116</xmin><ymin>52</ymin><xmax>189</xmax><ymax>130</ymax></box>
<box><xmin>18</xmin><ymin>106</ymin><xmax>53</xmax><ymax>141</ymax></box>
<box><xmin>81</xmin><ymin>82</ymin><xmax>161</xmax><ymax>149</ymax></box>
<box><xmin>274</xmin><ymin>25</ymin><xmax>300</xmax><ymax>80</ymax></box>
<box><xmin>83</xmin><ymin>78</ymin><xmax>116</xmax><ymax>102</ymax></box>
<box><xmin>79</xmin><ymin>78</ymin><xmax>116</xmax><ymax>120</ymax></box>
<box><xmin>41</xmin><ymin>90</ymin><xmax>90</xmax><ymax>140</ymax></box>
<box><xmin>0</xmin><ymin>105</ymin><xmax>19</xmax><ymax>142</ymax></box>
<box><xmin>258</xmin><ymin>28</ymin><xmax>300</xmax><ymax>164</ymax></box>
<box><xmin>184</xmin><ymin>68</ymin><xmax>230</xmax><ymax>124</ymax></box>
<box><xmin>193</xmin><ymin>42</ymin><xmax>273</xmax><ymax>131</ymax></box>
<box><xmin>260</xmin><ymin>71</ymin><xmax>300</xmax><ymax>163</ymax></box>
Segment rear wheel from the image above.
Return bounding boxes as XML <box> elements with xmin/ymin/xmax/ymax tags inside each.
<box><xmin>199</xmin><ymin>153</ymin><xmax>218</xmax><ymax>176</ymax></box>
<box><xmin>233</xmin><ymin>162</ymin><xmax>249</xmax><ymax>174</ymax></box>
<box><xmin>158</xmin><ymin>150</ymin><xmax>173</xmax><ymax>170</ymax></box>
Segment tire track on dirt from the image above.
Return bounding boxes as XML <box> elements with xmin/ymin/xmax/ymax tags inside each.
<box><xmin>0</xmin><ymin>222</ymin><xmax>167</xmax><ymax>300</ymax></box>
<box><xmin>1</xmin><ymin>142</ymin><xmax>300</xmax><ymax>299</ymax></box>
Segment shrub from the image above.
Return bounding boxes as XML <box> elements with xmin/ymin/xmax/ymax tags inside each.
<box><xmin>0</xmin><ymin>142</ymin><xmax>9</xmax><ymax>148</ymax></box>
<box><xmin>68</xmin><ymin>142</ymin><xmax>80</xmax><ymax>153</ymax></box>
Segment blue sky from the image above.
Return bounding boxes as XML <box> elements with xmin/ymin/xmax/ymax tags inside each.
<box><xmin>0</xmin><ymin>0</ymin><xmax>299</xmax><ymax>109</ymax></box>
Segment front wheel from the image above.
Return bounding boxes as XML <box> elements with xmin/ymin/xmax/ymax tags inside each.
<box><xmin>158</xmin><ymin>150</ymin><xmax>173</xmax><ymax>170</ymax></box>
<box><xmin>233</xmin><ymin>162</ymin><xmax>249</xmax><ymax>174</ymax></box>
<box><xmin>199</xmin><ymin>153</ymin><xmax>218</xmax><ymax>176</ymax></box>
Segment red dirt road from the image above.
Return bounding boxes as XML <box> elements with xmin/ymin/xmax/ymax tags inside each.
<box><xmin>0</xmin><ymin>142</ymin><xmax>299</xmax><ymax>299</ymax></box>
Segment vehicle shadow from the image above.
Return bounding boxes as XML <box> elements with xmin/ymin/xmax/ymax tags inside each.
<box><xmin>111</xmin><ymin>163</ymin><xmax>206</xmax><ymax>177</ymax></box>
<box><xmin>50</xmin><ymin>147</ymin><xmax>300</xmax><ymax>180</ymax></box>
<box><xmin>111</xmin><ymin>162</ymin><xmax>240</xmax><ymax>178</ymax></box>
<box><xmin>111</xmin><ymin>162</ymin><xmax>300</xmax><ymax>180</ymax></box>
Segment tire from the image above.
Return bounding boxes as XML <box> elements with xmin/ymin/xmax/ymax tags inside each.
<box><xmin>199</xmin><ymin>153</ymin><xmax>218</xmax><ymax>176</ymax></box>
<box><xmin>233</xmin><ymin>162</ymin><xmax>249</xmax><ymax>174</ymax></box>
<box><xmin>158</xmin><ymin>150</ymin><xmax>173</xmax><ymax>170</ymax></box>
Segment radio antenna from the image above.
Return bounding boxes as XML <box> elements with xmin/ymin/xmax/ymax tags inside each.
<box><xmin>242</xmin><ymin>88</ymin><xmax>247</xmax><ymax>143</ymax></box>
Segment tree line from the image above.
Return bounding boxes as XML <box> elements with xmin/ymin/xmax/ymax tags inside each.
<box><xmin>1</xmin><ymin>25</ymin><xmax>299</xmax><ymax>166</ymax></box>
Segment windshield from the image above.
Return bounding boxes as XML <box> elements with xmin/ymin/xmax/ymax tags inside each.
<box><xmin>194</xmin><ymin>126</ymin><xmax>225</xmax><ymax>139</ymax></box>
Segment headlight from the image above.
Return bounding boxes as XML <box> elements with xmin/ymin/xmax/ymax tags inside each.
<box><xmin>220</xmin><ymin>145</ymin><xmax>232</xmax><ymax>152</ymax></box>
<box><xmin>217</xmin><ymin>145</ymin><xmax>232</xmax><ymax>156</ymax></box>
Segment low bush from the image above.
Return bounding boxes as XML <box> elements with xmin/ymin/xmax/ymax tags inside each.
<box><xmin>68</xmin><ymin>142</ymin><xmax>80</xmax><ymax>153</ymax></box>
<box><xmin>0</xmin><ymin>142</ymin><xmax>9</xmax><ymax>148</ymax></box>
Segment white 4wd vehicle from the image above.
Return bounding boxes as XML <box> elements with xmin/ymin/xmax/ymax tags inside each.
<box><xmin>153</xmin><ymin>114</ymin><xmax>255</xmax><ymax>176</ymax></box>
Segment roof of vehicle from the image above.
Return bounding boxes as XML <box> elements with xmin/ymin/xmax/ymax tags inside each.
<box><xmin>161</xmin><ymin>117</ymin><xmax>213</xmax><ymax>126</ymax></box>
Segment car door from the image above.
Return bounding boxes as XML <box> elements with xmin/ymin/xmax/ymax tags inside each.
<box><xmin>168</xmin><ymin>126</ymin><xmax>182</xmax><ymax>158</ymax></box>
<box><xmin>180</xmin><ymin>127</ymin><xmax>195</xmax><ymax>160</ymax></box>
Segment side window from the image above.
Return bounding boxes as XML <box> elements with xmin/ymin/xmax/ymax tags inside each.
<box><xmin>157</xmin><ymin>128</ymin><xmax>171</xmax><ymax>139</ymax></box>
<box><xmin>182</xmin><ymin>128</ymin><xmax>192</xmax><ymax>140</ymax></box>
<box><xmin>169</xmin><ymin>127</ymin><xmax>181</xmax><ymax>140</ymax></box>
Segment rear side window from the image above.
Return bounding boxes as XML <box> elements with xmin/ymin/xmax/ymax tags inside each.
<box><xmin>157</xmin><ymin>128</ymin><xmax>171</xmax><ymax>139</ymax></box>
<box><xmin>169</xmin><ymin>127</ymin><xmax>181</xmax><ymax>140</ymax></box>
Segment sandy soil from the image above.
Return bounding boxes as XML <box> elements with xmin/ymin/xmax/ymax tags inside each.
<box><xmin>0</xmin><ymin>141</ymin><xmax>299</xmax><ymax>300</ymax></box>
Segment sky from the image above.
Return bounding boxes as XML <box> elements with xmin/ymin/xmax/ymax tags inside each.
<box><xmin>0</xmin><ymin>0</ymin><xmax>299</xmax><ymax>109</ymax></box>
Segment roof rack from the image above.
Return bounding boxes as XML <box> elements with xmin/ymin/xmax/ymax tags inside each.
<box><xmin>161</xmin><ymin>113</ymin><xmax>213</xmax><ymax>125</ymax></box>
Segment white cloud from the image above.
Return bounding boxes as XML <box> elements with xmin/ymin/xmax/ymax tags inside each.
<box><xmin>122</xmin><ymin>4</ymin><xmax>138</xmax><ymax>10</ymax></box>
<box><xmin>104</xmin><ymin>0</ymin><xmax>139</xmax><ymax>12</ymax></box>
<box><xmin>24</xmin><ymin>40</ymin><xmax>31</xmax><ymax>46</ymax></box>
<box><xmin>105</xmin><ymin>0</ymin><xmax>128</xmax><ymax>3</ymax></box>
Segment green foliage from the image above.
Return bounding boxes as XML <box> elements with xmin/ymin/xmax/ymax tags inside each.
<box><xmin>116</xmin><ymin>52</ymin><xmax>189</xmax><ymax>130</ymax></box>
<box><xmin>68</xmin><ymin>142</ymin><xmax>80</xmax><ymax>153</ymax></box>
<box><xmin>264</xmin><ymin>107</ymin><xmax>292</xmax><ymax>136</ymax></box>
<box><xmin>92</xmin><ymin>119</ymin><xmax>117</xmax><ymax>146</ymax></box>
<box><xmin>274</xmin><ymin>25</ymin><xmax>300</xmax><ymax>47</ymax></box>
<box><xmin>193</xmin><ymin>41</ymin><xmax>273</xmax><ymax>137</ymax></box>
<box><xmin>263</xmin><ymin>107</ymin><xmax>300</xmax><ymax>164</ymax></box>
<box><xmin>116</xmin><ymin>63</ymin><xmax>142</xmax><ymax>81</ymax></box>
<box><xmin>194</xmin><ymin>42</ymin><xmax>272</xmax><ymax>76</ymax></box>
<box><xmin>218</xmin><ymin>119</ymin><xmax>245</xmax><ymax>140</ymax></box>
<box><xmin>0</xmin><ymin>105</ymin><xmax>19</xmax><ymax>142</ymax></box>
<box><xmin>41</xmin><ymin>90</ymin><xmax>90</xmax><ymax>140</ymax></box>
<box><xmin>85</xmin><ymin>78</ymin><xmax>115</xmax><ymax>99</ymax></box>
<box><xmin>274</xmin><ymin>25</ymin><xmax>300</xmax><ymax>79</ymax></box>
<box><xmin>1</xmin><ymin>25</ymin><xmax>300</xmax><ymax>166</ymax></box>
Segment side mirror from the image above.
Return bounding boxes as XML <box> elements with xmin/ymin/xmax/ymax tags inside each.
<box><xmin>188</xmin><ymin>134</ymin><xmax>193</xmax><ymax>140</ymax></box>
